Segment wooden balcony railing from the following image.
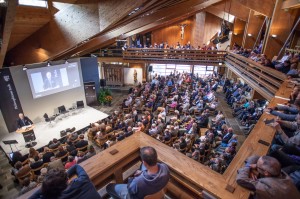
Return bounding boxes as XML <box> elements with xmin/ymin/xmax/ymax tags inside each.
<box><xmin>225</xmin><ymin>52</ymin><xmax>287</xmax><ymax>100</ymax></box>
<box><xmin>122</xmin><ymin>48</ymin><xmax>226</xmax><ymax>63</ymax></box>
<box><xmin>18</xmin><ymin>83</ymin><xmax>292</xmax><ymax>199</ymax></box>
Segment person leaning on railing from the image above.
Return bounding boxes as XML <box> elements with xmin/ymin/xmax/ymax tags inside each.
<box><xmin>236</xmin><ymin>155</ymin><xmax>300</xmax><ymax>199</ymax></box>
<box><xmin>106</xmin><ymin>146</ymin><xmax>170</xmax><ymax>199</ymax></box>
<box><xmin>29</xmin><ymin>165</ymin><xmax>101</xmax><ymax>199</ymax></box>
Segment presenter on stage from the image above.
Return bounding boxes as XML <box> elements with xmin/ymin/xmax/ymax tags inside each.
<box><xmin>17</xmin><ymin>113</ymin><xmax>33</xmax><ymax>129</ymax></box>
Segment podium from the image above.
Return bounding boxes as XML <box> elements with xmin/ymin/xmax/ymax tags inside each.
<box><xmin>16</xmin><ymin>125</ymin><xmax>37</xmax><ymax>148</ymax></box>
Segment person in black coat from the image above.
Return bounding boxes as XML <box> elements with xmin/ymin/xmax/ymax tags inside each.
<box><xmin>75</xmin><ymin>135</ymin><xmax>88</xmax><ymax>151</ymax></box>
<box><xmin>66</xmin><ymin>141</ymin><xmax>78</xmax><ymax>156</ymax></box>
<box><xmin>11</xmin><ymin>151</ymin><xmax>27</xmax><ymax>166</ymax></box>
<box><xmin>42</xmin><ymin>147</ymin><xmax>55</xmax><ymax>163</ymax></box>
<box><xmin>17</xmin><ymin>113</ymin><xmax>33</xmax><ymax>129</ymax></box>
<box><xmin>30</xmin><ymin>156</ymin><xmax>44</xmax><ymax>175</ymax></box>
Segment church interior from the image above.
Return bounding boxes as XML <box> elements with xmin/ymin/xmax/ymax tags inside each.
<box><xmin>0</xmin><ymin>0</ymin><xmax>300</xmax><ymax>199</ymax></box>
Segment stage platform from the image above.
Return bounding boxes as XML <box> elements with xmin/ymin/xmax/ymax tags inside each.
<box><xmin>0</xmin><ymin>106</ymin><xmax>108</xmax><ymax>155</ymax></box>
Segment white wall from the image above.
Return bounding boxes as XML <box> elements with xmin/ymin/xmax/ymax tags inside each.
<box><xmin>9</xmin><ymin>58</ymin><xmax>86</xmax><ymax>123</ymax></box>
<box><xmin>124</xmin><ymin>68</ymin><xmax>143</xmax><ymax>85</ymax></box>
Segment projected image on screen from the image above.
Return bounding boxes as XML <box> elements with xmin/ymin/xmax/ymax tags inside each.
<box><xmin>26</xmin><ymin>62</ymin><xmax>81</xmax><ymax>99</ymax></box>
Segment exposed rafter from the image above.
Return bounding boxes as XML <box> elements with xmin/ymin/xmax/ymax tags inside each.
<box><xmin>281</xmin><ymin>0</ymin><xmax>300</xmax><ymax>10</ymax></box>
<box><xmin>51</xmin><ymin>0</ymin><xmax>224</xmax><ymax>60</ymax></box>
<box><xmin>0</xmin><ymin>0</ymin><xmax>18</xmax><ymax>68</ymax></box>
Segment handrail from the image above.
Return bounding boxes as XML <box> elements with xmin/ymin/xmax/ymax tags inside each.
<box><xmin>123</xmin><ymin>48</ymin><xmax>226</xmax><ymax>63</ymax></box>
<box><xmin>18</xmin><ymin>52</ymin><xmax>291</xmax><ymax>199</ymax></box>
<box><xmin>225</xmin><ymin>52</ymin><xmax>287</xmax><ymax>100</ymax></box>
<box><xmin>18</xmin><ymin>81</ymin><xmax>293</xmax><ymax>199</ymax></box>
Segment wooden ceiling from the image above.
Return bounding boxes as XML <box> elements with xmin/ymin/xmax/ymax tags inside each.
<box><xmin>8</xmin><ymin>6</ymin><xmax>51</xmax><ymax>50</ymax></box>
<box><xmin>1</xmin><ymin>0</ymin><xmax>281</xmax><ymax>66</ymax></box>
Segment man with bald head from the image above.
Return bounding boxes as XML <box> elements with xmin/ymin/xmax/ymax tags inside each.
<box><xmin>17</xmin><ymin>113</ymin><xmax>33</xmax><ymax>129</ymax></box>
<box><xmin>106</xmin><ymin>146</ymin><xmax>170</xmax><ymax>199</ymax></box>
<box><xmin>236</xmin><ymin>155</ymin><xmax>300</xmax><ymax>198</ymax></box>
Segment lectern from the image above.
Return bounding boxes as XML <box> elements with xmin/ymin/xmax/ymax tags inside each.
<box><xmin>16</xmin><ymin>125</ymin><xmax>36</xmax><ymax>148</ymax></box>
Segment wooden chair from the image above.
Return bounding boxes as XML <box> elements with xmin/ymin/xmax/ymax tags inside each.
<box><xmin>17</xmin><ymin>170</ymin><xmax>32</xmax><ymax>185</ymax></box>
<box><xmin>163</xmin><ymin>139</ymin><xmax>172</xmax><ymax>146</ymax></box>
<box><xmin>168</xmin><ymin>107</ymin><xmax>175</xmax><ymax>115</ymax></box>
<box><xmin>96</xmin><ymin>135</ymin><xmax>108</xmax><ymax>148</ymax></box>
<box><xmin>21</xmin><ymin>158</ymin><xmax>29</xmax><ymax>166</ymax></box>
<box><xmin>57</xmin><ymin>152</ymin><xmax>69</xmax><ymax>163</ymax></box>
<box><xmin>123</xmin><ymin>107</ymin><xmax>130</xmax><ymax>114</ymax></box>
<box><xmin>144</xmin><ymin>188</ymin><xmax>165</xmax><ymax>199</ymax></box>
<box><xmin>179</xmin><ymin>147</ymin><xmax>187</xmax><ymax>154</ymax></box>
<box><xmin>76</xmin><ymin>145</ymin><xmax>88</xmax><ymax>153</ymax></box>
<box><xmin>31</xmin><ymin>163</ymin><xmax>47</xmax><ymax>179</ymax></box>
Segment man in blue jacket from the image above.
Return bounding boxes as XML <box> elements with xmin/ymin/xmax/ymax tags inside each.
<box><xmin>29</xmin><ymin>165</ymin><xmax>101</xmax><ymax>199</ymax></box>
<box><xmin>106</xmin><ymin>146</ymin><xmax>170</xmax><ymax>199</ymax></box>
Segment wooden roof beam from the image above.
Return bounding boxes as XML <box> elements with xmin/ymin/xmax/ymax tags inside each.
<box><xmin>205</xmin><ymin>6</ymin><xmax>235</xmax><ymax>23</ymax></box>
<box><xmin>213</xmin><ymin>0</ymin><xmax>250</xmax><ymax>21</ymax></box>
<box><xmin>232</xmin><ymin>0</ymin><xmax>275</xmax><ymax>17</ymax></box>
<box><xmin>0</xmin><ymin>0</ymin><xmax>18</xmax><ymax>68</ymax></box>
<box><xmin>281</xmin><ymin>0</ymin><xmax>300</xmax><ymax>10</ymax></box>
<box><xmin>51</xmin><ymin>0</ymin><xmax>224</xmax><ymax>60</ymax></box>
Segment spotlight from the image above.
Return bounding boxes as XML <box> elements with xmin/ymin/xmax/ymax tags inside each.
<box><xmin>271</xmin><ymin>34</ymin><xmax>277</xmax><ymax>38</ymax></box>
<box><xmin>233</xmin><ymin>33</ymin><xmax>238</xmax><ymax>35</ymax></box>
<box><xmin>247</xmin><ymin>33</ymin><xmax>252</xmax><ymax>37</ymax></box>
<box><xmin>22</xmin><ymin>65</ymin><xmax>27</xmax><ymax>71</ymax></box>
<box><xmin>218</xmin><ymin>63</ymin><xmax>222</xmax><ymax>66</ymax></box>
<box><xmin>47</xmin><ymin>61</ymin><xmax>51</xmax><ymax>67</ymax></box>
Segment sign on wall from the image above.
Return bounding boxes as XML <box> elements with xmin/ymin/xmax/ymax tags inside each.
<box><xmin>0</xmin><ymin>68</ymin><xmax>23</xmax><ymax>132</ymax></box>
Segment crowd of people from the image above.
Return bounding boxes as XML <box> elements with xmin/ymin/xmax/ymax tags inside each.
<box><xmin>11</xmin><ymin>67</ymin><xmax>300</xmax><ymax>198</ymax></box>
<box><xmin>123</xmin><ymin>41</ymin><xmax>218</xmax><ymax>51</ymax></box>
<box><xmin>232</xmin><ymin>42</ymin><xmax>300</xmax><ymax>76</ymax></box>
<box><xmin>10</xmin><ymin>132</ymin><xmax>96</xmax><ymax>196</ymax></box>
<box><xmin>84</xmin><ymin>72</ymin><xmax>250</xmax><ymax>174</ymax></box>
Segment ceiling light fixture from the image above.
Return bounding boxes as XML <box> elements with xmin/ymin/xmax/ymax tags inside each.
<box><xmin>247</xmin><ymin>33</ymin><xmax>252</xmax><ymax>37</ymax></box>
<box><xmin>47</xmin><ymin>61</ymin><xmax>51</xmax><ymax>67</ymax></box>
<box><xmin>271</xmin><ymin>34</ymin><xmax>277</xmax><ymax>38</ymax></box>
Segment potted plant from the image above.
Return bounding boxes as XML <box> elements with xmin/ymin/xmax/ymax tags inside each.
<box><xmin>98</xmin><ymin>89</ymin><xmax>106</xmax><ymax>105</ymax></box>
<box><xmin>98</xmin><ymin>88</ymin><xmax>112</xmax><ymax>106</ymax></box>
<box><xmin>105</xmin><ymin>95</ymin><xmax>113</xmax><ymax>106</ymax></box>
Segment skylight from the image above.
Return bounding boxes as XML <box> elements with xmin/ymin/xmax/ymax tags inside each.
<box><xmin>19</xmin><ymin>0</ymin><xmax>47</xmax><ymax>8</ymax></box>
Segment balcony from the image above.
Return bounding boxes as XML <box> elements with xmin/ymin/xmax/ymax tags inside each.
<box><xmin>98</xmin><ymin>48</ymin><xmax>226</xmax><ymax>65</ymax></box>
<box><xmin>225</xmin><ymin>52</ymin><xmax>286</xmax><ymax>100</ymax></box>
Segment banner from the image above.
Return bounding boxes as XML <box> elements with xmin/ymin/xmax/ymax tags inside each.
<box><xmin>0</xmin><ymin>68</ymin><xmax>23</xmax><ymax>132</ymax></box>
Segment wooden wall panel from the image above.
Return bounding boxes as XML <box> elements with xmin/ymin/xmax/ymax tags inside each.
<box><xmin>213</xmin><ymin>0</ymin><xmax>250</xmax><ymax>22</ymax></box>
<box><xmin>98</xmin><ymin>0</ymin><xmax>147</xmax><ymax>32</ymax></box>
<box><xmin>243</xmin><ymin>10</ymin><xmax>265</xmax><ymax>49</ymax></box>
<box><xmin>203</xmin><ymin>12</ymin><xmax>221</xmax><ymax>45</ymax></box>
<box><xmin>230</xmin><ymin>18</ymin><xmax>246</xmax><ymax>48</ymax></box>
<box><xmin>5</xmin><ymin>1</ymin><xmax>100</xmax><ymax>65</ymax></box>
<box><xmin>151</xmin><ymin>17</ymin><xmax>194</xmax><ymax>47</ymax></box>
<box><xmin>8</xmin><ymin>6</ymin><xmax>51</xmax><ymax>50</ymax></box>
<box><xmin>263</xmin><ymin>0</ymin><xmax>299</xmax><ymax>59</ymax></box>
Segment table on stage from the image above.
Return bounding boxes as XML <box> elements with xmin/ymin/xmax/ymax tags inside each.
<box><xmin>16</xmin><ymin>125</ymin><xmax>37</xmax><ymax>148</ymax></box>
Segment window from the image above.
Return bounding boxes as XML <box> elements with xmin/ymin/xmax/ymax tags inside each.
<box><xmin>19</xmin><ymin>0</ymin><xmax>47</xmax><ymax>7</ymax></box>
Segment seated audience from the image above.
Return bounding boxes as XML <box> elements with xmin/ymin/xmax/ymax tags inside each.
<box><xmin>106</xmin><ymin>146</ymin><xmax>169</xmax><ymax>198</ymax></box>
<box><xmin>20</xmin><ymin>177</ymin><xmax>37</xmax><ymax>195</ymax></box>
<box><xmin>48</xmin><ymin>156</ymin><xmax>65</xmax><ymax>171</ymax></box>
<box><xmin>236</xmin><ymin>155</ymin><xmax>300</xmax><ymax>198</ymax></box>
<box><xmin>29</xmin><ymin>165</ymin><xmax>102</xmax><ymax>199</ymax></box>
